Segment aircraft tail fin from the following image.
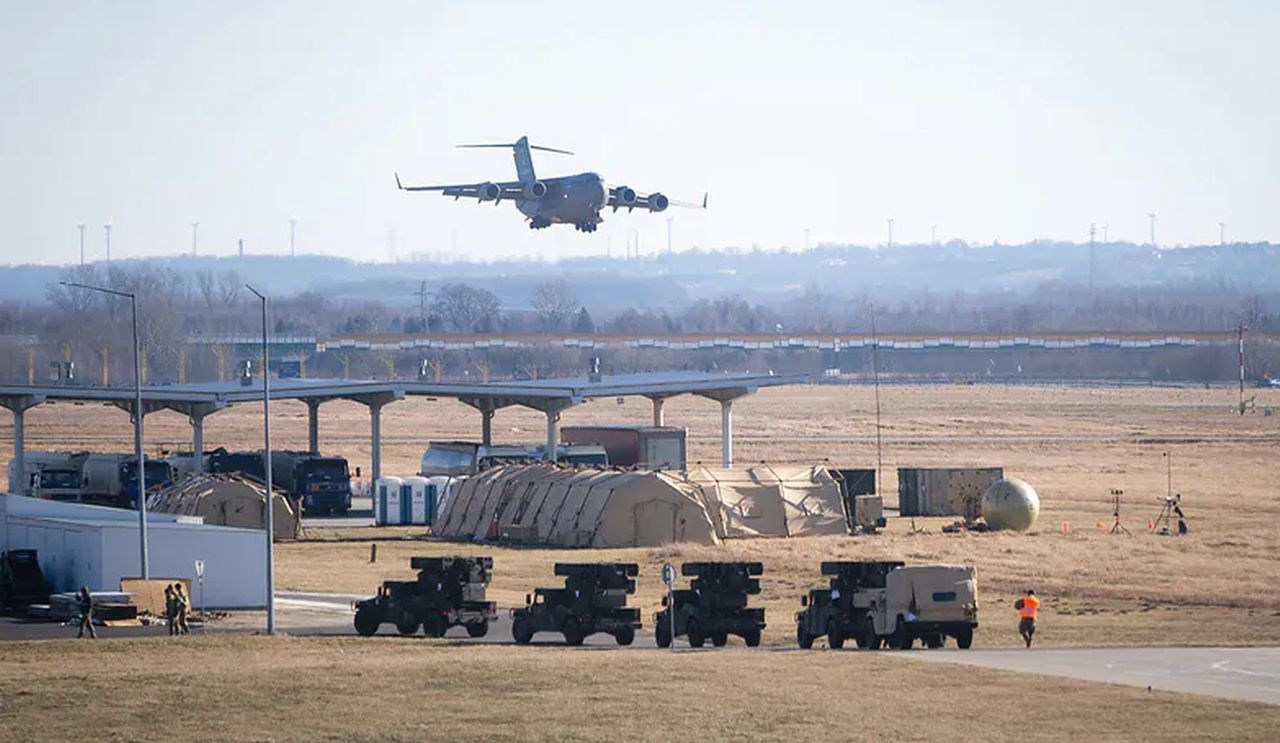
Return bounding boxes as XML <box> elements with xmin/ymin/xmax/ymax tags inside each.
<box><xmin>456</xmin><ymin>137</ymin><xmax>573</xmax><ymax>187</ymax></box>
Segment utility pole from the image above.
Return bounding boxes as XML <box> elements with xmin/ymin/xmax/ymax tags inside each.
<box><xmin>1219</xmin><ymin>222</ymin><xmax>1225</xmax><ymax>247</ymax></box>
<box><xmin>886</xmin><ymin>218</ymin><xmax>894</xmax><ymax>249</ymax></box>
<box><xmin>1088</xmin><ymin>223</ymin><xmax>1097</xmax><ymax>291</ymax></box>
<box><xmin>104</xmin><ymin>223</ymin><xmax>113</xmax><ymax>262</ymax></box>
<box><xmin>804</xmin><ymin>227</ymin><xmax>811</xmax><ymax>251</ymax></box>
<box><xmin>416</xmin><ymin>280</ymin><xmax>429</xmax><ymax>327</ymax></box>
<box><xmin>633</xmin><ymin>228</ymin><xmax>640</xmax><ymax>259</ymax></box>
<box><xmin>289</xmin><ymin>218</ymin><xmax>297</xmax><ymax>258</ymax></box>
<box><xmin>930</xmin><ymin>224</ymin><xmax>938</xmax><ymax>247</ymax></box>
<box><xmin>1102</xmin><ymin>223</ymin><xmax>1109</xmax><ymax>243</ymax></box>
<box><xmin>77</xmin><ymin>224</ymin><xmax>86</xmax><ymax>266</ymax></box>
<box><xmin>1147</xmin><ymin>212</ymin><xmax>1157</xmax><ymax>248</ymax></box>
<box><xmin>1238</xmin><ymin>323</ymin><xmax>1248</xmax><ymax>415</ymax></box>
<box><xmin>191</xmin><ymin>222</ymin><xmax>199</xmax><ymax>257</ymax></box>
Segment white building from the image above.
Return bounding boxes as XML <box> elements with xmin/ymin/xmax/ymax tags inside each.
<box><xmin>0</xmin><ymin>493</ymin><xmax>266</xmax><ymax>608</ymax></box>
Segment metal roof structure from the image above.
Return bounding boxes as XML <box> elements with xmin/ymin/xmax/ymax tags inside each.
<box><xmin>2</xmin><ymin>371</ymin><xmax>806</xmax><ymax>484</ymax></box>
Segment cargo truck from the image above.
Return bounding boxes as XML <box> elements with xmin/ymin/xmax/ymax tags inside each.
<box><xmin>208</xmin><ymin>448</ymin><xmax>353</xmax><ymax>514</ymax></box>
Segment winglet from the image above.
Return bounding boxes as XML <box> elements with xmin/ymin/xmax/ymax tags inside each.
<box><xmin>702</xmin><ymin>192</ymin><xmax>709</xmax><ymax>209</ymax></box>
<box><xmin>395</xmin><ymin>172</ymin><xmax>403</xmax><ymax>190</ymax></box>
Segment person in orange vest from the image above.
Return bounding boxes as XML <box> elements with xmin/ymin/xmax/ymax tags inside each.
<box><xmin>1015</xmin><ymin>589</ymin><xmax>1040</xmax><ymax>648</ymax></box>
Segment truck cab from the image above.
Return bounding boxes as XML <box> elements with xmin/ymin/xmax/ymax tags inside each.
<box><xmin>289</xmin><ymin>455</ymin><xmax>352</xmax><ymax>514</ymax></box>
<box><xmin>857</xmin><ymin>565</ymin><xmax>978</xmax><ymax>649</ymax></box>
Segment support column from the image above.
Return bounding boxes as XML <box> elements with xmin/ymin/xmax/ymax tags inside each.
<box><xmin>307</xmin><ymin>399</ymin><xmax>321</xmax><ymax>455</ymax></box>
<box><xmin>720</xmin><ymin>399</ymin><xmax>733</xmax><ymax>469</ymax></box>
<box><xmin>12</xmin><ymin>407</ymin><xmax>24</xmax><ymax>489</ymax></box>
<box><xmin>370</xmin><ymin>402</ymin><xmax>383</xmax><ymax>482</ymax></box>
<box><xmin>3</xmin><ymin>395</ymin><xmax>44</xmax><ymax>493</ymax></box>
<box><xmin>191</xmin><ymin>414</ymin><xmax>205</xmax><ymax>473</ymax></box>
<box><xmin>650</xmin><ymin>396</ymin><xmax>666</xmax><ymax>427</ymax></box>
<box><xmin>545</xmin><ymin>408</ymin><xmax>559</xmax><ymax>463</ymax></box>
<box><xmin>481</xmin><ymin>408</ymin><xmax>494</xmax><ymax>447</ymax></box>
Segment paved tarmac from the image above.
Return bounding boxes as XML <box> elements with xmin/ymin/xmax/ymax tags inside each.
<box><xmin>907</xmin><ymin>646</ymin><xmax>1280</xmax><ymax>706</ymax></box>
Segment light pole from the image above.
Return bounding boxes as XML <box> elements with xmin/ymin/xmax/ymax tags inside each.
<box><xmin>886</xmin><ymin>218</ymin><xmax>894</xmax><ymax>248</ymax></box>
<box><xmin>60</xmin><ymin>281</ymin><xmax>148</xmax><ymax>578</ymax></box>
<box><xmin>77</xmin><ymin>224</ymin><xmax>86</xmax><ymax>266</ymax></box>
<box><xmin>288</xmin><ymin>219</ymin><xmax>297</xmax><ymax>258</ymax></box>
<box><xmin>104</xmin><ymin>223</ymin><xmax>113</xmax><ymax>262</ymax></box>
<box><xmin>1147</xmin><ymin>212</ymin><xmax>1157</xmax><ymax>248</ymax></box>
<box><xmin>245</xmin><ymin>283</ymin><xmax>275</xmax><ymax>634</ymax></box>
<box><xmin>191</xmin><ymin>222</ymin><xmax>199</xmax><ymax>256</ymax></box>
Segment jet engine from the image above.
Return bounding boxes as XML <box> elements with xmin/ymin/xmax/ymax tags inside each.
<box><xmin>522</xmin><ymin>180</ymin><xmax>547</xmax><ymax>200</ymax></box>
<box><xmin>477</xmin><ymin>182</ymin><xmax>502</xmax><ymax>202</ymax></box>
<box><xmin>647</xmin><ymin>192</ymin><xmax>669</xmax><ymax>212</ymax></box>
<box><xmin>613</xmin><ymin>186</ymin><xmax>637</xmax><ymax>208</ymax></box>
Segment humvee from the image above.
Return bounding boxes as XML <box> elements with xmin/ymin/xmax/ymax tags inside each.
<box><xmin>797</xmin><ymin>562</ymin><xmax>977</xmax><ymax>650</ymax></box>
<box><xmin>354</xmin><ymin>556</ymin><xmax>497</xmax><ymax>638</ymax></box>
<box><xmin>654</xmin><ymin>561</ymin><xmax>766</xmax><ymax>648</ymax></box>
<box><xmin>511</xmin><ymin>562</ymin><xmax>642</xmax><ymax>646</ymax></box>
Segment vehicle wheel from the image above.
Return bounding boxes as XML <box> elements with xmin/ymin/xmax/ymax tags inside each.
<box><xmin>687</xmin><ymin>618</ymin><xmax>705</xmax><ymax>648</ymax></box>
<box><xmin>956</xmin><ymin>628</ymin><xmax>974</xmax><ymax>649</ymax></box>
<box><xmin>614</xmin><ymin>628</ymin><xmax>635</xmax><ymax>646</ymax></box>
<box><xmin>711</xmin><ymin>632</ymin><xmax>728</xmax><ymax>647</ymax></box>
<box><xmin>827</xmin><ymin>620</ymin><xmax>844</xmax><ymax>650</ymax></box>
<box><xmin>797</xmin><ymin>623</ymin><xmax>815</xmax><ymax>649</ymax></box>
<box><xmin>423</xmin><ymin>613</ymin><xmax>448</xmax><ymax>638</ymax></box>
<box><xmin>396</xmin><ymin>621</ymin><xmax>420</xmax><ymax>636</ymax></box>
<box><xmin>354</xmin><ymin>606</ymin><xmax>380</xmax><ymax>637</ymax></box>
<box><xmin>512</xmin><ymin>615</ymin><xmax>533</xmax><ymax>645</ymax></box>
<box><xmin>859</xmin><ymin>620</ymin><xmax>878</xmax><ymax>652</ymax></box>
<box><xmin>925</xmin><ymin>634</ymin><xmax>944</xmax><ymax>649</ymax></box>
<box><xmin>655</xmin><ymin>617</ymin><xmax>673</xmax><ymax>648</ymax></box>
<box><xmin>562</xmin><ymin>619</ymin><xmax>584</xmax><ymax>646</ymax></box>
<box><xmin>466</xmin><ymin>621</ymin><xmax>489</xmax><ymax>638</ymax></box>
<box><xmin>743</xmin><ymin>629</ymin><xmax>761</xmax><ymax>648</ymax></box>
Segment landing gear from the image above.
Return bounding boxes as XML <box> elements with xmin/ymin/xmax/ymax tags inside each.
<box><xmin>529</xmin><ymin>216</ymin><xmax>551</xmax><ymax>230</ymax></box>
<box><xmin>573</xmin><ymin>221</ymin><xmax>598</xmax><ymax>233</ymax></box>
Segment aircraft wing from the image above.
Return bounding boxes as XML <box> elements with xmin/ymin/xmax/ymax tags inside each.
<box><xmin>608</xmin><ymin>186</ymin><xmax>708</xmax><ymax>213</ymax></box>
<box><xmin>395</xmin><ymin>173</ymin><xmax>524</xmax><ymax>201</ymax></box>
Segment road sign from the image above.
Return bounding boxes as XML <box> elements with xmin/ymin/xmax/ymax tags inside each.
<box><xmin>661</xmin><ymin>562</ymin><xmax>675</xmax><ymax>587</ymax></box>
<box><xmin>194</xmin><ymin>559</ymin><xmax>205</xmax><ymax>578</ymax></box>
<box><xmin>662</xmin><ymin>562</ymin><xmax>677</xmax><ymax>649</ymax></box>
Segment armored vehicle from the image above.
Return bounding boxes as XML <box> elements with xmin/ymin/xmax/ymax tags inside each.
<box><xmin>655</xmin><ymin>561</ymin><xmax>765</xmax><ymax>648</ymax></box>
<box><xmin>354</xmin><ymin>556</ymin><xmax>496</xmax><ymax>638</ymax></box>
<box><xmin>797</xmin><ymin>561</ymin><xmax>977</xmax><ymax>650</ymax></box>
<box><xmin>511</xmin><ymin>562</ymin><xmax>641</xmax><ymax>646</ymax></box>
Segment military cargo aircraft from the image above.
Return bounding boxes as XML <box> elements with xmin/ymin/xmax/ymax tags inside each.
<box><xmin>396</xmin><ymin>136</ymin><xmax>705</xmax><ymax>232</ymax></box>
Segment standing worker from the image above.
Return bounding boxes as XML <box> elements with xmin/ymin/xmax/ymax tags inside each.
<box><xmin>1016</xmin><ymin>589</ymin><xmax>1039</xmax><ymax>648</ymax></box>
<box><xmin>175</xmin><ymin>583</ymin><xmax>192</xmax><ymax>635</ymax></box>
<box><xmin>76</xmin><ymin>586</ymin><xmax>97</xmax><ymax>639</ymax></box>
<box><xmin>164</xmin><ymin>585</ymin><xmax>177</xmax><ymax>636</ymax></box>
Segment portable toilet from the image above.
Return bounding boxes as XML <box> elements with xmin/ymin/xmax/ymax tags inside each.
<box><xmin>375</xmin><ymin>476</ymin><xmax>404</xmax><ymax>526</ymax></box>
<box><xmin>402</xmin><ymin>476</ymin><xmax>427</xmax><ymax>525</ymax></box>
<box><xmin>425</xmin><ymin>475</ymin><xmax>455</xmax><ymax>520</ymax></box>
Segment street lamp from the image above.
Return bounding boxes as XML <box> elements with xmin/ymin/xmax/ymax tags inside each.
<box><xmin>245</xmin><ymin>283</ymin><xmax>275</xmax><ymax>634</ymax></box>
<box><xmin>59</xmin><ymin>280</ymin><xmax>149</xmax><ymax>578</ymax></box>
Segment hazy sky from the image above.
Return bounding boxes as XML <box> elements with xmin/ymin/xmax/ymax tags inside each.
<box><xmin>2</xmin><ymin>1</ymin><xmax>1277</xmax><ymax>265</ymax></box>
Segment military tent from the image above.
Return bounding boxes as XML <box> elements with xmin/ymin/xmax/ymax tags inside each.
<box><xmin>688</xmin><ymin>464</ymin><xmax>848</xmax><ymax>539</ymax></box>
<box><xmin>147</xmin><ymin>473</ymin><xmax>300</xmax><ymax>541</ymax></box>
<box><xmin>432</xmin><ymin>464</ymin><xmax>718</xmax><ymax>548</ymax></box>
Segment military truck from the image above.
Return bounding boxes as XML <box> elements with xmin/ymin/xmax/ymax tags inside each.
<box><xmin>796</xmin><ymin>561</ymin><xmax>977</xmax><ymax>650</ymax></box>
<box><xmin>353</xmin><ymin>556</ymin><xmax>497</xmax><ymax>638</ymax></box>
<box><xmin>208</xmin><ymin>448</ymin><xmax>353</xmax><ymax>514</ymax></box>
<box><xmin>511</xmin><ymin>562</ymin><xmax>641</xmax><ymax>646</ymax></box>
<box><xmin>654</xmin><ymin>561</ymin><xmax>766</xmax><ymax>648</ymax></box>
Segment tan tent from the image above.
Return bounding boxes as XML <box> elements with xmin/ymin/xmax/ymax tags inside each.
<box><xmin>688</xmin><ymin>465</ymin><xmax>848</xmax><ymax>539</ymax></box>
<box><xmin>148</xmin><ymin>473</ymin><xmax>300</xmax><ymax>541</ymax></box>
<box><xmin>432</xmin><ymin>464</ymin><xmax>718</xmax><ymax>548</ymax></box>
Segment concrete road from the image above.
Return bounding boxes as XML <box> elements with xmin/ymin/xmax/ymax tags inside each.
<box><xmin>907</xmin><ymin>647</ymin><xmax>1280</xmax><ymax>706</ymax></box>
<box><xmin>275</xmin><ymin>591</ymin><xmax>658</xmax><ymax>647</ymax></box>
<box><xmin>302</xmin><ymin>496</ymin><xmax>374</xmax><ymax>528</ymax></box>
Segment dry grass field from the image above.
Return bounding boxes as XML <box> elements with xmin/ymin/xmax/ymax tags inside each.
<box><xmin>1</xmin><ymin>636</ymin><xmax>1277</xmax><ymax>742</ymax></box>
<box><xmin>6</xmin><ymin>383</ymin><xmax>1280</xmax><ymax>648</ymax></box>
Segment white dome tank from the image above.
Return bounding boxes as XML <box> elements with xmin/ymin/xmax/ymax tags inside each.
<box><xmin>981</xmin><ymin>478</ymin><xmax>1040</xmax><ymax>531</ymax></box>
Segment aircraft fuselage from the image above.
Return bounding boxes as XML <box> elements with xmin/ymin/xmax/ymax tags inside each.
<box><xmin>517</xmin><ymin>172</ymin><xmax>608</xmax><ymax>230</ymax></box>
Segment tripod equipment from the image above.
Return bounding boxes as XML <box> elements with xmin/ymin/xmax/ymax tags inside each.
<box><xmin>1153</xmin><ymin>493</ymin><xmax>1187</xmax><ymax>536</ymax></box>
<box><xmin>1109</xmin><ymin>489</ymin><xmax>1130</xmax><ymax>535</ymax></box>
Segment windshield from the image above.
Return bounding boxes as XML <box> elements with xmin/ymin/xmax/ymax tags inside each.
<box><xmin>121</xmin><ymin>460</ymin><xmax>170</xmax><ymax>482</ymax></box>
<box><xmin>306</xmin><ymin>460</ymin><xmax>349</xmax><ymax>479</ymax></box>
<box><xmin>40</xmin><ymin>470</ymin><xmax>81</xmax><ymax>490</ymax></box>
<box><xmin>422</xmin><ymin>447</ymin><xmax>474</xmax><ymax>474</ymax></box>
<box><xmin>564</xmin><ymin>452</ymin><xmax>608</xmax><ymax>465</ymax></box>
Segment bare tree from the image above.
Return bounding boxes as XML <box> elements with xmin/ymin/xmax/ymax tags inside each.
<box><xmin>196</xmin><ymin>269</ymin><xmax>217</xmax><ymax>310</ymax></box>
<box><xmin>531</xmin><ymin>279</ymin><xmax>578</xmax><ymax>331</ymax></box>
<box><xmin>217</xmin><ymin>270</ymin><xmax>243</xmax><ymax>308</ymax></box>
<box><xmin>431</xmin><ymin>283</ymin><xmax>501</xmax><ymax>333</ymax></box>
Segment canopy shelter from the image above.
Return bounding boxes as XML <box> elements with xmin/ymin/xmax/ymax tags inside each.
<box><xmin>1</xmin><ymin>371</ymin><xmax>804</xmax><ymax>494</ymax></box>
<box><xmin>688</xmin><ymin>464</ymin><xmax>848</xmax><ymax>539</ymax></box>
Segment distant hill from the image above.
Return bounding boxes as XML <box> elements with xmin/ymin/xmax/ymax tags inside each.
<box><xmin>2</xmin><ymin>242</ymin><xmax>1277</xmax><ymax>310</ymax></box>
